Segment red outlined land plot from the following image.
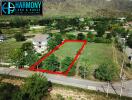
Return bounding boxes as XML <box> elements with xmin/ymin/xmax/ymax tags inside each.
<box><xmin>29</xmin><ymin>40</ymin><xmax>87</xmax><ymax>76</ymax></box>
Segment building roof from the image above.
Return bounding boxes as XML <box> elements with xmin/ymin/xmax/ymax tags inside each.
<box><xmin>33</xmin><ymin>34</ymin><xmax>49</xmax><ymax>42</ymax></box>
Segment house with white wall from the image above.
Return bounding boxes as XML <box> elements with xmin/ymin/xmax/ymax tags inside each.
<box><xmin>32</xmin><ymin>34</ymin><xmax>49</xmax><ymax>53</ymax></box>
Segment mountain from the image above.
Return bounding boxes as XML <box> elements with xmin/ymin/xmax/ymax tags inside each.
<box><xmin>44</xmin><ymin>0</ymin><xmax>132</xmax><ymax>17</ymax></box>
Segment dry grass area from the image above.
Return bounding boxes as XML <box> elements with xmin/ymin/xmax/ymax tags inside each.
<box><xmin>51</xmin><ymin>87</ymin><xmax>100</xmax><ymax>100</ymax></box>
<box><xmin>50</xmin><ymin>85</ymin><xmax>126</xmax><ymax>100</ymax></box>
<box><xmin>0</xmin><ymin>76</ymin><xmax>131</xmax><ymax>100</ymax></box>
<box><xmin>0</xmin><ymin>76</ymin><xmax>24</xmax><ymax>86</ymax></box>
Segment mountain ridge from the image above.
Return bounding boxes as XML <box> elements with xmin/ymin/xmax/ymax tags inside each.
<box><xmin>44</xmin><ymin>0</ymin><xmax>132</xmax><ymax>17</ymax></box>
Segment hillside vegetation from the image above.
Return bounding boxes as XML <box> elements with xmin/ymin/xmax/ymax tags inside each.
<box><xmin>44</xmin><ymin>0</ymin><xmax>132</xmax><ymax>17</ymax></box>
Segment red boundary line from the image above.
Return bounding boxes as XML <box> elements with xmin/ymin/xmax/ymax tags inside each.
<box><xmin>29</xmin><ymin>40</ymin><xmax>87</xmax><ymax>76</ymax></box>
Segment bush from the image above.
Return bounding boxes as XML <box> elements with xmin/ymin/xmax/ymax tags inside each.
<box><xmin>56</xmin><ymin>94</ymin><xmax>65</xmax><ymax>100</ymax></box>
<box><xmin>77</xmin><ymin>33</ymin><xmax>85</xmax><ymax>40</ymax></box>
<box><xmin>61</xmin><ymin>57</ymin><xmax>76</xmax><ymax>76</ymax></box>
<box><xmin>93</xmin><ymin>37</ymin><xmax>112</xmax><ymax>43</ymax></box>
<box><xmin>127</xmin><ymin>34</ymin><xmax>132</xmax><ymax>48</ymax></box>
<box><xmin>13</xmin><ymin>74</ymin><xmax>52</xmax><ymax>100</ymax></box>
<box><xmin>95</xmin><ymin>62</ymin><xmax>119</xmax><ymax>81</ymax></box>
<box><xmin>126</xmin><ymin>63</ymin><xmax>132</xmax><ymax>68</ymax></box>
<box><xmin>10</xmin><ymin>17</ymin><xmax>29</xmax><ymax>28</ymax></box>
<box><xmin>14</xmin><ymin>33</ymin><xmax>26</xmax><ymax>42</ymax></box>
<box><xmin>21</xmin><ymin>42</ymin><xmax>33</xmax><ymax>51</ymax></box>
<box><xmin>66</xmin><ymin>34</ymin><xmax>76</xmax><ymax>40</ymax></box>
<box><xmin>0</xmin><ymin>83</ymin><xmax>19</xmax><ymax>100</ymax></box>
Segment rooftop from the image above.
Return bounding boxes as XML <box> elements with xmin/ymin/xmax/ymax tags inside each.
<box><xmin>33</xmin><ymin>34</ymin><xmax>49</xmax><ymax>42</ymax></box>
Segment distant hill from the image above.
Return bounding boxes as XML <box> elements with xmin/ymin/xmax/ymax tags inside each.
<box><xmin>44</xmin><ymin>0</ymin><xmax>132</xmax><ymax>17</ymax></box>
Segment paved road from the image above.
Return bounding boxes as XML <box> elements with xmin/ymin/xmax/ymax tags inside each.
<box><xmin>0</xmin><ymin>67</ymin><xmax>132</xmax><ymax>97</ymax></box>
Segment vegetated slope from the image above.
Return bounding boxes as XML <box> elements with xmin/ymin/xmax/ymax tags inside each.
<box><xmin>44</xmin><ymin>0</ymin><xmax>132</xmax><ymax>17</ymax></box>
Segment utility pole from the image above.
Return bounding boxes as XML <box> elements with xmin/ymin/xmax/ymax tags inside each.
<box><xmin>120</xmin><ymin>38</ymin><xmax>126</xmax><ymax>97</ymax></box>
<box><xmin>120</xmin><ymin>73</ymin><xmax>125</xmax><ymax>97</ymax></box>
<box><xmin>106</xmin><ymin>81</ymin><xmax>110</xmax><ymax>97</ymax></box>
<box><xmin>120</xmin><ymin>59</ymin><xmax>124</xmax><ymax>78</ymax></box>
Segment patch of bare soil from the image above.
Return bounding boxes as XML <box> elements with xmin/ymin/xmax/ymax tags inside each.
<box><xmin>50</xmin><ymin>87</ymin><xmax>107</xmax><ymax>100</ymax></box>
<box><xmin>0</xmin><ymin>77</ymin><xmax>24</xmax><ymax>86</ymax></box>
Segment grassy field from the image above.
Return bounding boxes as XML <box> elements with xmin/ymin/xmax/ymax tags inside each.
<box><xmin>79</xmin><ymin>43</ymin><xmax>113</xmax><ymax>66</ymax></box>
<box><xmin>0</xmin><ymin>39</ymin><xmax>24</xmax><ymax>63</ymax></box>
<box><xmin>53</xmin><ymin>42</ymin><xmax>118</xmax><ymax>79</ymax></box>
<box><xmin>55</xmin><ymin>42</ymin><xmax>113</xmax><ymax>66</ymax></box>
<box><xmin>55</xmin><ymin>42</ymin><xmax>83</xmax><ymax>60</ymax></box>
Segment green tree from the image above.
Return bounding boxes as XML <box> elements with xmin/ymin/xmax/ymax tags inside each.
<box><xmin>55</xmin><ymin>19</ymin><xmax>68</xmax><ymax>33</ymax></box>
<box><xmin>95</xmin><ymin>22</ymin><xmax>108</xmax><ymax>37</ymax></box>
<box><xmin>0</xmin><ymin>83</ymin><xmax>19</xmax><ymax>100</ymax></box>
<box><xmin>114</xmin><ymin>27</ymin><xmax>128</xmax><ymax>38</ymax></box>
<box><xmin>0</xmin><ymin>29</ymin><xmax>3</xmax><ymax>34</ymax></box>
<box><xmin>47</xmin><ymin>34</ymin><xmax>63</xmax><ymax>51</ymax></box>
<box><xmin>61</xmin><ymin>57</ymin><xmax>76</xmax><ymax>75</ymax></box>
<box><xmin>47</xmin><ymin>38</ymin><xmax>58</xmax><ymax>51</ymax></box>
<box><xmin>127</xmin><ymin>34</ymin><xmax>132</xmax><ymax>48</ymax></box>
<box><xmin>25</xmin><ymin>51</ymin><xmax>39</xmax><ymax>66</ymax></box>
<box><xmin>87</xmin><ymin>32</ymin><xmax>95</xmax><ymax>42</ymax></box>
<box><xmin>9</xmin><ymin>48</ymin><xmax>26</xmax><ymax>68</ymax></box>
<box><xmin>14</xmin><ymin>33</ymin><xmax>26</xmax><ymax>42</ymax></box>
<box><xmin>66</xmin><ymin>34</ymin><xmax>76</xmax><ymax>40</ymax></box>
<box><xmin>10</xmin><ymin>17</ymin><xmax>29</xmax><ymax>28</ymax></box>
<box><xmin>95</xmin><ymin>62</ymin><xmax>119</xmax><ymax>81</ymax></box>
<box><xmin>13</xmin><ymin>74</ymin><xmax>52</xmax><ymax>100</ymax></box>
<box><xmin>42</xmin><ymin>54</ymin><xmax>60</xmax><ymax>71</ymax></box>
<box><xmin>77</xmin><ymin>33</ymin><xmax>85</xmax><ymax>40</ymax></box>
<box><xmin>21</xmin><ymin>42</ymin><xmax>33</xmax><ymax>51</ymax></box>
<box><xmin>54</xmin><ymin>34</ymin><xmax>63</xmax><ymax>45</ymax></box>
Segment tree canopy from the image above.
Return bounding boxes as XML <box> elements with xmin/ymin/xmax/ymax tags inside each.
<box><xmin>14</xmin><ymin>33</ymin><xmax>26</xmax><ymax>42</ymax></box>
<box><xmin>95</xmin><ymin>62</ymin><xmax>119</xmax><ymax>81</ymax></box>
<box><xmin>42</xmin><ymin>54</ymin><xmax>60</xmax><ymax>71</ymax></box>
<box><xmin>127</xmin><ymin>34</ymin><xmax>132</xmax><ymax>48</ymax></box>
<box><xmin>13</xmin><ymin>74</ymin><xmax>52</xmax><ymax>100</ymax></box>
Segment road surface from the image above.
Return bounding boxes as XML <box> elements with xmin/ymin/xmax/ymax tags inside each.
<box><xmin>0</xmin><ymin>67</ymin><xmax>132</xmax><ymax>97</ymax></box>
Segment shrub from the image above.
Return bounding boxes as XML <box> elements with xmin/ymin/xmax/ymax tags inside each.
<box><xmin>93</xmin><ymin>37</ymin><xmax>112</xmax><ymax>43</ymax></box>
<box><xmin>10</xmin><ymin>17</ymin><xmax>29</xmax><ymax>28</ymax></box>
<box><xmin>0</xmin><ymin>83</ymin><xmax>19</xmax><ymax>100</ymax></box>
<box><xmin>21</xmin><ymin>42</ymin><xmax>33</xmax><ymax>51</ymax></box>
<box><xmin>42</xmin><ymin>54</ymin><xmax>60</xmax><ymax>71</ymax></box>
<box><xmin>66</xmin><ymin>34</ymin><xmax>76</xmax><ymax>40</ymax></box>
<box><xmin>127</xmin><ymin>34</ymin><xmax>132</xmax><ymax>48</ymax></box>
<box><xmin>77</xmin><ymin>33</ymin><xmax>85</xmax><ymax>40</ymax></box>
<box><xmin>61</xmin><ymin>57</ymin><xmax>76</xmax><ymax>76</ymax></box>
<box><xmin>56</xmin><ymin>94</ymin><xmax>65</xmax><ymax>100</ymax></box>
<box><xmin>95</xmin><ymin>62</ymin><xmax>119</xmax><ymax>81</ymax></box>
<box><xmin>14</xmin><ymin>33</ymin><xmax>26</xmax><ymax>42</ymax></box>
<box><xmin>13</xmin><ymin>74</ymin><xmax>52</xmax><ymax>100</ymax></box>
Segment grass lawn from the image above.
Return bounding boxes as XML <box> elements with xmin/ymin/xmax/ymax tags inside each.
<box><xmin>0</xmin><ymin>39</ymin><xmax>24</xmax><ymax>63</ymax></box>
<box><xmin>79</xmin><ymin>43</ymin><xmax>113</xmax><ymax>66</ymax></box>
<box><xmin>53</xmin><ymin>42</ymin><xmax>116</xmax><ymax>78</ymax></box>
<box><xmin>55</xmin><ymin>42</ymin><xmax>113</xmax><ymax>67</ymax></box>
<box><xmin>55</xmin><ymin>42</ymin><xmax>83</xmax><ymax>60</ymax></box>
<box><xmin>41</xmin><ymin>42</ymin><xmax>114</xmax><ymax>76</ymax></box>
<box><xmin>40</xmin><ymin>42</ymin><xmax>83</xmax><ymax>71</ymax></box>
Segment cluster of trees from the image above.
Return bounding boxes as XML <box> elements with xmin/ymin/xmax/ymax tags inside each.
<box><xmin>14</xmin><ymin>33</ymin><xmax>26</xmax><ymax>42</ymax></box>
<box><xmin>95</xmin><ymin>62</ymin><xmax>119</xmax><ymax>81</ymax></box>
<box><xmin>47</xmin><ymin>33</ymin><xmax>63</xmax><ymax>51</ymax></box>
<box><xmin>41</xmin><ymin>54</ymin><xmax>76</xmax><ymax>76</ymax></box>
<box><xmin>38</xmin><ymin>17</ymin><xmax>94</xmax><ymax>33</ymax></box>
<box><xmin>10</xmin><ymin>17</ymin><xmax>29</xmax><ymax>28</ymax></box>
<box><xmin>0</xmin><ymin>74</ymin><xmax>52</xmax><ymax>100</ymax></box>
<box><xmin>79</xmin><ymin>61</ymin><xmax>119</xmax><ymax>81</ymax></box>
<box><xmin>9</xmin><ymin>42</ymin><xmax>39</xmax><ymax>68</ymax></box>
